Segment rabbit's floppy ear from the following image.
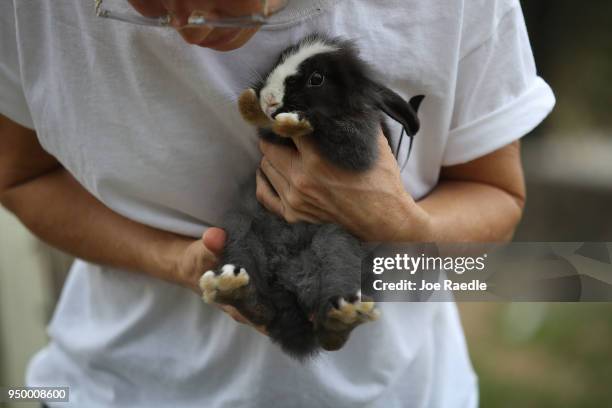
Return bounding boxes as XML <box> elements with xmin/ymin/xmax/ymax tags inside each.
<box><xmin>375</xmin><ymin>86</ymin><xmax>424</xmax><ymax>136</ymax></box>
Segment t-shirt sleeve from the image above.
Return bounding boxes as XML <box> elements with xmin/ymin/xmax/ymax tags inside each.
<box><xmin>0</xmin><ymin>1</ymin><xmax>35</xmax><ymax>129</ymax></box>
<box><xmin>442</xmin><ymin>0</ymin><xmax>555</xmax><ymax>166</ymax></box>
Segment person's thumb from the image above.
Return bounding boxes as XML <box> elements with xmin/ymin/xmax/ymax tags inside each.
<box><xmin>203</xmin><ymin>227</ymin><xmax>226</xmax><ymax>257</ymax></box>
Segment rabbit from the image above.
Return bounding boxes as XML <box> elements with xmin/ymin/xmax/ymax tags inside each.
<box><xmin>199</xmin><ymin>33</ymin><xmax>424</xmax><ymax>360</ymax></box>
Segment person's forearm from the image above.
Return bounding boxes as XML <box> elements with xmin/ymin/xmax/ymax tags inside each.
<box><xmin>374</xmin><ymin>141</ymin><xmax>526</xmax><ymax>243</ymax></box>
<box><xmin>416</xmin><ymin>180</ymin><xmax>524</xmax><ymax>242</ymax></box>
<box><xmin>0</xmin><ymin>168</ymin><xmax>192</xmax><ymax>285</ymax></box>
<box><xmin>368</xmin><ymin>179</ymin><xmax>524</xmax><ymax>243</ymax></box>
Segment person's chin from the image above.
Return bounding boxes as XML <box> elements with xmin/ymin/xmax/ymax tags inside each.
<box><xmin>200</xmin><ymin>28</ymin><xmax>259</xmax><ymax>51</ymax></box>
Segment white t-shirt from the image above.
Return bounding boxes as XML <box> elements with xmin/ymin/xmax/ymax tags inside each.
<box><xmin>1</xmin><ymin>0</ymin><xmax>554</xmax><ymax>407</ymax></box>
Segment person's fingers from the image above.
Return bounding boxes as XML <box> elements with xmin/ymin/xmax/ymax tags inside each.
<box><xmin>260</xmin><ymin>157</ymin><xmax>322</xmax><ymax>223</ymax></box>
<box><xmin>260</xmin><ymin>157</ymin><xmax>290</xmax><ymax>197</ymax></box>
<box><xmin>290</xmin><ymin>134</ymin><xmax>331</xmax><ymax>174</ymax></box>
<box><xmin>202</xmin><ymin>227</ymin><xmax>226</xmax><ymax>256</ymax></box>
<box><xmin>219</xmin><ymin>305</ymin><xmax>250</xmax><ymax>325</ymax></box>
<box><xmin>259</xmin><ymin>156</ymin><xmax>331</xmax><ymax>224</ymax></box>
<box><xmin>289</xmin><ymin>131</ymin><xmax>317</xmax><ymax>156</ymax></box>
<box><xmin>259</xmin><ymin>139</ymin><xmax>299</xmax><ymax>177</ymax></box>
<box><xmin>256</xmin><ymin>169</ymin><xmax>284</xmax><ymax>216</ymax></box>
<box><xmin>253</xmin><ymin>325</ymin><xmax>269</xmax><ymax>336</ymax></box>
<box><xmin>196</xmin><ymin>246</ymin><xmax>218</xmax><ymax>277</ymax></box>
<box><xmin>217</xmin><ymin>305</ymin><xmax>269</xmax><ymax>336</ymax></box>
<box><xmin>256</xmin><ymin>168</ymin><xmax>319</xmax><ymax>223</ymax></box>
<box><xmin>377</xmin><ymin>130</ymin><xmax>396</xmax><ymax>159</ymax></box>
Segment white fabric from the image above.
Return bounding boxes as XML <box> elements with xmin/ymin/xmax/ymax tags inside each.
<box><xmin>0</xmin><ymin>0</ymin><xmax>554</xmax><ymax>406</ymax></box>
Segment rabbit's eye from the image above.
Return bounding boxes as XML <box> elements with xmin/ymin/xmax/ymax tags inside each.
<box><xmin>308</xmin><ymin>72</ymin><xmax>325</xmax><ymax>87</ymax></box>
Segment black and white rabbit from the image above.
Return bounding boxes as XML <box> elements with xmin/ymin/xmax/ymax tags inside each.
<box><xmin>199</xmin><ymin>33</ymin><xmax>424</xmax><ymax>359</ymax></box>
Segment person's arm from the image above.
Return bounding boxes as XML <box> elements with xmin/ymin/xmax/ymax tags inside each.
<box><xmin>418</xmin><ymin>140</ymin><xmax>525</xmax><ymax>242</ymax></box>
<box><xmin>0</xmin><ymin>114</ymin><xmax>268</xmax><ymax>332</ymax></box>
<box><xmin>0</xmin><ymin>114</ymin><xmax>221</xmax><ymax>293</ymax></box>
<box><xmin>256</xmin><ymin>132</ymin><xmax>525</xmax><ymax>243</ymax></box>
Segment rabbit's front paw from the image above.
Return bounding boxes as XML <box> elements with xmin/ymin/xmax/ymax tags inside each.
<box><xmin>273</xmin><ymin>112</ymin><xmax>313</xmax><ymax>138</ymax></box>
<box><xmin>317</xmin><ymin>291</ymin><xmax>380</xmax><ymax>351</ymax></box>
<box><xmin>238</xmin><ymin>89</ymin><xmax>272</xmax><ymax>127</ymax></box>
<box><xmin>199</xmin><ymin>264</ymin><xmax>250</xmax><ymax>304</ymax></box>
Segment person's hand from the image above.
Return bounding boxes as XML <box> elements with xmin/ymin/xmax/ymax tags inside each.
<box><xmin>172</xmin><ymin>227</ymin><xmax>268</xmax><ymax>335</ymax></box>
<box><xmin>127</xmin><ymin>0</ymin><xmax>279</xmax><ymax>50</ymax></box>
<box><xmin>172</xmin><ymin>226</ymin><xmax>226</xmax><ymax>292</ymax></box>
<box><xmin>256</xmin><ymin>131</ymin><xmax>434</xmax><ymax>242</ymax></box>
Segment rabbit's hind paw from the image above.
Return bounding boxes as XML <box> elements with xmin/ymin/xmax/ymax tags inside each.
<box><xmin>199</xmin><ymin>264</ymin><xmax>250</xmax><ymax>304</ymax></box>
<box><xmin>316</xmin><ymin>291</ymin><xmax>380</xmax><ymax>351</ymax></box>
<box><xmin>326</xmin><ymin>291</ymin><xmax>380</xmax><ymax>328</ymax></box>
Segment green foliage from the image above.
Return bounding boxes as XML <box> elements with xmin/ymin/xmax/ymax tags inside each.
<box><xmin>461</xmin><ymin>303</ymin><xmax>612</xmax><ymax>407</ymax></box>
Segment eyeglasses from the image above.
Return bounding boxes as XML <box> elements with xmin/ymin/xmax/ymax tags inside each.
<box><xmin>94</xmin><ymin>0</ymin><xmax>291</xmax><ymax>28</ymax></box>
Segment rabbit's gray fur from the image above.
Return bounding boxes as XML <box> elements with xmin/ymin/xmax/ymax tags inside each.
<box><xmin>204</xmin><ymin>33</ymin><xmax>424</xmax><ymax>359</ymax></box>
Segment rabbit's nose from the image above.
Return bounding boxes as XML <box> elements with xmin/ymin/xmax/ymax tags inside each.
<box><xmin>265</xmin><ymin>103</ymin><xmax>280</xmax><ymax>118</ymax></box>
<box><xmin>264</xmin><ymin>97</ymin><xmax>281</xmax><ymax>116</ymax></box>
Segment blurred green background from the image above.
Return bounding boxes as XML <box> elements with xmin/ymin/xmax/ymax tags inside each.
<box><xmin>462</xmin><ymin>2</ymin><xmax>612</xmax><ymax>407</ymax></box>
<box><xmin>460</xmin><ymin>303</ymin><xmax>612</xmax><ymax>408</ymax></box>
<box><xmin>522</xmin><ymin>1</ymin><xmax>612</xmax><ymax>134</ymax></box>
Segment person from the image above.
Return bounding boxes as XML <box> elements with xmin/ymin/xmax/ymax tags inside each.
<box><xmin>0</xmin><ymin>0</ymin><xmax>554</xmax><ymax>407</ymax></box>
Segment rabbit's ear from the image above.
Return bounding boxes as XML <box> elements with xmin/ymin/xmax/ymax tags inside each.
<box><xmin>376</xmin><ymin>86</ymin><xmax>424</xmax><ymax>136</ymax></box>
